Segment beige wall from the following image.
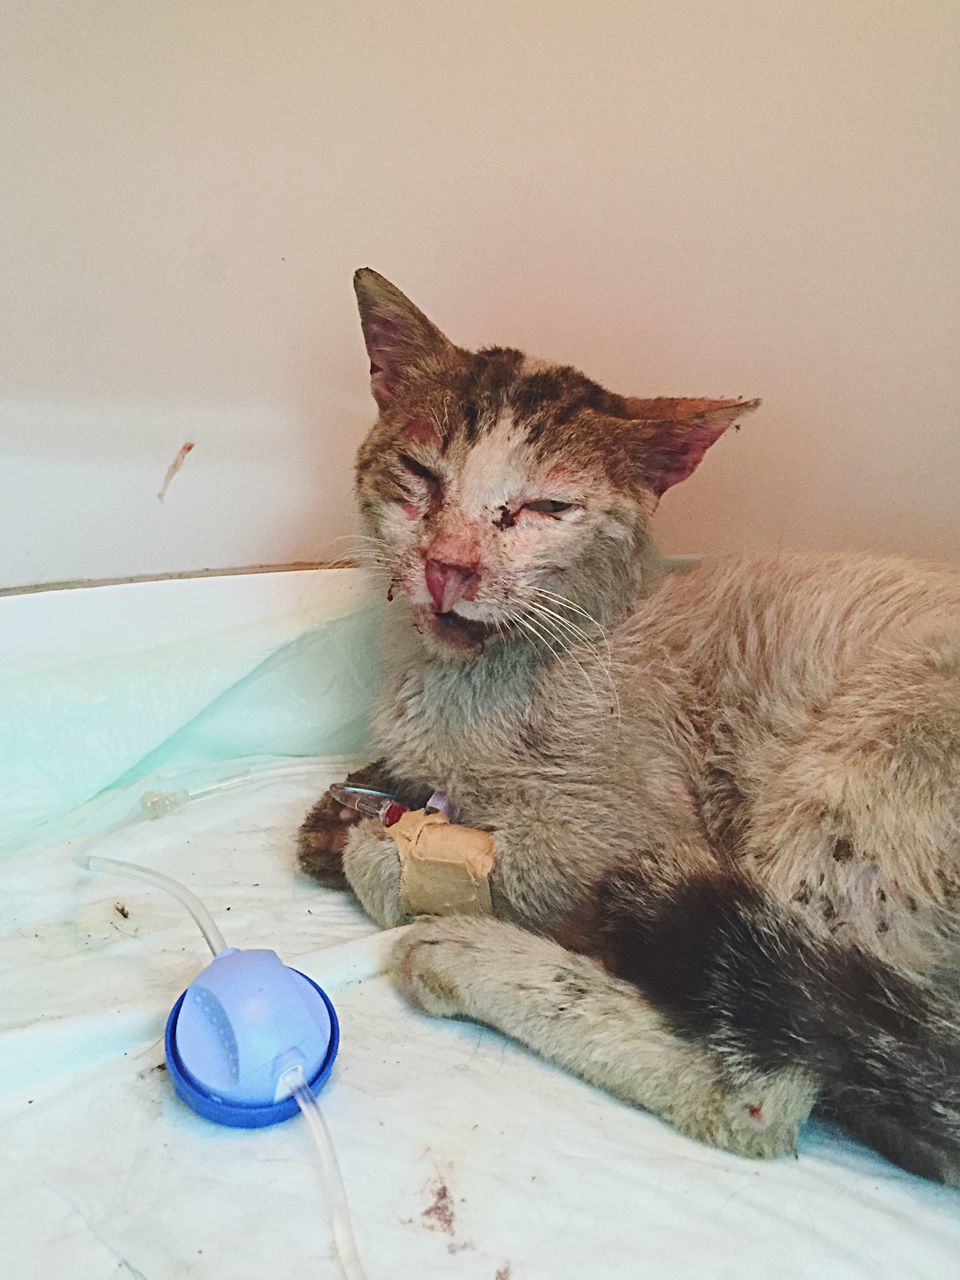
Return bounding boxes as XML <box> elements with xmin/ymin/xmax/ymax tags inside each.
<box><xmin>2</xmin><ymin>1</ymin><xmax>958</xmax><ymax>587</ymax></box>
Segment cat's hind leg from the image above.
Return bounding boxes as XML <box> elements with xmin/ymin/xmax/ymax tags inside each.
<box><xmin>391</xmin><ymin>916</ymin><xmax>816</xmax><ymax>1161</ymax></box>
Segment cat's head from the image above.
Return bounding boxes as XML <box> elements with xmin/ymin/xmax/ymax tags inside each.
<box><xmin>351</xmin><ymin>268</ymin><xmax>757</xmax><ymax>660</ymax></box>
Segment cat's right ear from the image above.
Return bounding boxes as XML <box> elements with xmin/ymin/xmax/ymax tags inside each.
<box><xmin>353</xmin><ymin>269</ymin><xmax>453</xmax><ymax>408</ymax></box>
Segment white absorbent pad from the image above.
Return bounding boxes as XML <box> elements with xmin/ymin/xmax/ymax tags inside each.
<box><xmin>3</xmin><ymin>765</ymin><xmax>960</xmax><ymax>1280</ymax></box>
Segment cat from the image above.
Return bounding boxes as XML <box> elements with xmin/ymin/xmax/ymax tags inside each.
<box><xmin>299</xmin><ymin>268</ymin><xmax>960</xmax><ymax>1184</ymax></box>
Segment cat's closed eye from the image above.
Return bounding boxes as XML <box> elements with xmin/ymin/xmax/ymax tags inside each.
<box><xmin>397</xmin><ymin>453</ymin><xmax>440</xmax><ymax>491</ymax></box>
<box><xmin>522</xmin><ymin>500</ymin><xmax>576</xmax><ymax>516</ymax></box>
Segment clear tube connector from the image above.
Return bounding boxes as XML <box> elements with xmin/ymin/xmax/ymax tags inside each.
<box><xmin>328</xmin><ymin>784</ymin><xmax>407</xmax><ymax>828</ymax></box>
<box><xmin>139</xmin><ymin>789</ymin><xmax>190</xmax><ymax>818</ymax></box>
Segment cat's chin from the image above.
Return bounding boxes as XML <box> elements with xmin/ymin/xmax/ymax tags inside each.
<box><xmin>412</xmin><ymin>605</ymin><xmax>506</xmax><ymax>656</ymax></box>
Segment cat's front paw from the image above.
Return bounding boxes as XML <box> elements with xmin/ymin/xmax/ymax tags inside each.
<box><xmin>297</xmin><ymin>790</ymin><xmax>359</xmax><ymax>887</ymax></box>
<box><xmin>390</xmin><ymin>917</ymin><xmax>485</xmax><ymax>1018</ymax></box>
<box><xmin>297</xmin><ymin>761</ymin><xmax>394</xmax><ymax>888</ymax></box>
<box><xmin>342</xmin><ymin>819</ymin><xmax>414</xmax><ymax>929</ymax></box>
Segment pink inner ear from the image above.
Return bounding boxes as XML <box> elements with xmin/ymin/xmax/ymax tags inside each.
<box><xmin>364</xmin><ymin>316</ymin><xmax>400</xmax><ymax>349</ymax></box>
<box><xmin>643</xmin><ymin>417</ymin><xmax>732</xmax><ymax>497</ymax></box>
<box><xmin>363</xmin><ymin>317</ymin><xmax>402</xmax><ymax>402</ymax></box>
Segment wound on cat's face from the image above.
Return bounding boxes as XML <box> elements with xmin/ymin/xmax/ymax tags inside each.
<box><xmin>351</xmin><ymin>267</ymin><xmax>758</xmax><ymax>658</ymax></box>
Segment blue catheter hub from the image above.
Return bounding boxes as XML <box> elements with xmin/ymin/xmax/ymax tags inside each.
<box><xmin>165</xmin><ymin>947</ymin><xmax>340</xmax><ymax>1128</ymax></box>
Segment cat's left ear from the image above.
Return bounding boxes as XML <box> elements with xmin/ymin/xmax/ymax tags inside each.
<box><xmin>625</xmin><ymin>397</ymin><xmax>760</xmax><ymax>497</ymax></box>
<box><xmin>353</xmin><ymin>268</ymin><xmax>455</xmax><ymax>408</ymax></box>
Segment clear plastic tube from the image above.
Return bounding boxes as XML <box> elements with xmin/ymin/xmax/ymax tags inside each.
<box><xmin>74</xmin><ymin>849</ymin><xmax>227</xmax><ymax>956</ymax></box>
<box><xmin>181</xmin><ymin>759</ymin><xmax>339</xmax><ymax>804</ymax></box>
<box><xmin>282</xmin><ymin>1065</ymin><xmax>368</xmax><ymax>1280</ymax></box>
<box><xmin>71</xmin><ymin>762</ymin><xmax>337</xmax><ymax>952</ymax></box>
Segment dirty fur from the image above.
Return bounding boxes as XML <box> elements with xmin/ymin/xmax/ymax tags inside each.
<box><xmin>299</xmin><ymin>269</ymin><xmax>960</xmax><ymax>1182</ymax></box>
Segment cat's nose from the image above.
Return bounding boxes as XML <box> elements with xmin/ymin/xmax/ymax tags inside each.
<box><xmin>424</xmin><ymin>559</ymin><xmax>479</xmax><ymax>613</ymax></box>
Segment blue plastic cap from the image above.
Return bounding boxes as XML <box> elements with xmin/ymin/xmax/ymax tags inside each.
<box><xmin>165</xmin><ymin>948</ymin><xmax>339</xmax><ymax>1128</ymax></box>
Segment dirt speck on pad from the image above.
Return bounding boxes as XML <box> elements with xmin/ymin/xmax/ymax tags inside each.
<box><xmin>421</xmin><ymin>1178</ymin><xmax>456</xmax><ymax>1236</ymax></box>
<box><xmin>114</xmin><ymin>902</ymin><xmax>129</xmax><ymax>919</ymax></box>
<box><xmin>137</xmin><ymin>1060</ymin><xmax>167</xmax><ymax>1081</ymax></box>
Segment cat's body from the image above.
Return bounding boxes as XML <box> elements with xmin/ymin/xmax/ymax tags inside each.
<box><xmin>372</xmin><ymin>550</ymin><xmax>960</xmax><ymax>957</ymax></box>
<box><xmin>300</xmin><ymin>270</ymin><xmax>960</xmax><ymax>1184</ymax></box>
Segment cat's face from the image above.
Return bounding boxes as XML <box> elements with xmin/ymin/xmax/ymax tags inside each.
<box><xmin>351</xmin><ymin>269</ymin><xmax>756</xmax><ymax>660</ymax></box>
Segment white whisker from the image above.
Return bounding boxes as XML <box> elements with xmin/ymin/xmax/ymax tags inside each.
<box><xmin>529</xmin><ymin>586</ymin><xmax>606</xmax><ymax>628</ymax></box>
<box><xmin>310</xmin><ymin>531</ymin><xmax>395</xmax><ymax>571</ymax></box>
<box><xmin>516</xmin><ymin>605</ymin><xmax>609</xmax><ymax>712</ymax></box>
<box><xmin>524</xmin><ymin>598</ymin><xmax>622</xmax><ymax>730</ymax></box>
<box><xmin>529</xmin><ymin>587</ymin><xmax>613</xmax><ymax>653</ymax></box>
<box><xmin>525</xmin><ymin>598</ymin><xmax>609</xmax><ymax>662</ymax></box>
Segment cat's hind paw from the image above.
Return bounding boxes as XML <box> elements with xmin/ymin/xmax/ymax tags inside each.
<box><xmin>390</xmin><ymin>917</ymin><xmax>486</xmax><ymax>1018</ymax></box>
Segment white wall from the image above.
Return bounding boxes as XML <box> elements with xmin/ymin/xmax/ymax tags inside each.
<box><xmin>2</xmin><ymin>1</ymin><xmax>958</xmax><ymax>588</ymax></box>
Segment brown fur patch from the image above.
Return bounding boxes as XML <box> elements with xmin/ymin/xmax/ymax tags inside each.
<box><xmin>833</xmin><ymin>838</ymin><xmax>854</xmax><ymax>862</ymax></box>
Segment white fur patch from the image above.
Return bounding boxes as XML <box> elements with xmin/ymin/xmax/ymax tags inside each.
<box><xmin>456</xmin><ymin>411</ymin><xmax>532</xmax><ymax>516</ymax></box>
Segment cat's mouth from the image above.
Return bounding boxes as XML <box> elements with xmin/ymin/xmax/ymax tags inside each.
<box><xmin>413</xmin><ymin>605</ymin><xmax>506</xmax><ymax>651</ymax></box>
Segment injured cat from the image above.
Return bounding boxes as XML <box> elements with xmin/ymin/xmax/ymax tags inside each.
<box><xmin>299</xmin><ymin>268</ymin><xmax>960</xmax><ymax>1186</ymax></box>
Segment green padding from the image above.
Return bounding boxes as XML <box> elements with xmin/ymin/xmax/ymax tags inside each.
<box><xmin>0</xmin><ymin>602</ymin><xmax>381</xmax><ymax>856</ymax></box>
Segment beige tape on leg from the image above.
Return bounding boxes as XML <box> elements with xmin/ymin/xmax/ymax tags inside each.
<box><xmin>389</xmin><ymin>809</ymin><xmax>495</xmax><ymax>916</ymax></box>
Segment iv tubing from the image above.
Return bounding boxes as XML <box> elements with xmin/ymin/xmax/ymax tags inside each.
<box><xmin>283</xmin><ymin>1065</ymin><xmax>369</xmax><ymax>1280</ymax></box>
<box><xmin>75</xmin><ymin>851</ymin><xmax>227</xmax><ymax>956</ymax></box>
<box><xmin>67</xmin><ymin>764</ymin><xmax>339</xmax><ymax>954</ymax></box>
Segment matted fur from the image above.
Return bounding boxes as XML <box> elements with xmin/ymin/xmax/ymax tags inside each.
<box><xmin>299</xmin><ymin>270</ymin><xmax>960</xmax><ymax>1182</ymax></box>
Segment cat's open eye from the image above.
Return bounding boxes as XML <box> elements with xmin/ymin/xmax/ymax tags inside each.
<box><xmin>522</xmin><ymin>499</ymin><xmax>576</xmax><ymax>516</ymax></box>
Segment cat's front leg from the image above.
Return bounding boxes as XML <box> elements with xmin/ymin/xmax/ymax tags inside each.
<box><xmin>343</xmin><ymin>812</ymin><xmax>596</xmax><ymax>931</ymax></box>
<box><xmin>391</xmin><ymin>916</ymin><xmax>817</xmax><ymax>1161</ymax></box>
<box><xmin>341</xmin><ymin>818</ymin><xmax>415</xmax><ymax>928</ymax></box>
<box><xmin>343</xmin><ymin>816</ymin><xmax>505</xmax><ymax>928</ymax></box>
<box><xmin>344</xmin><ymin>813</ymin><xmax>507</xmax><ymax>929</ymax></box>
